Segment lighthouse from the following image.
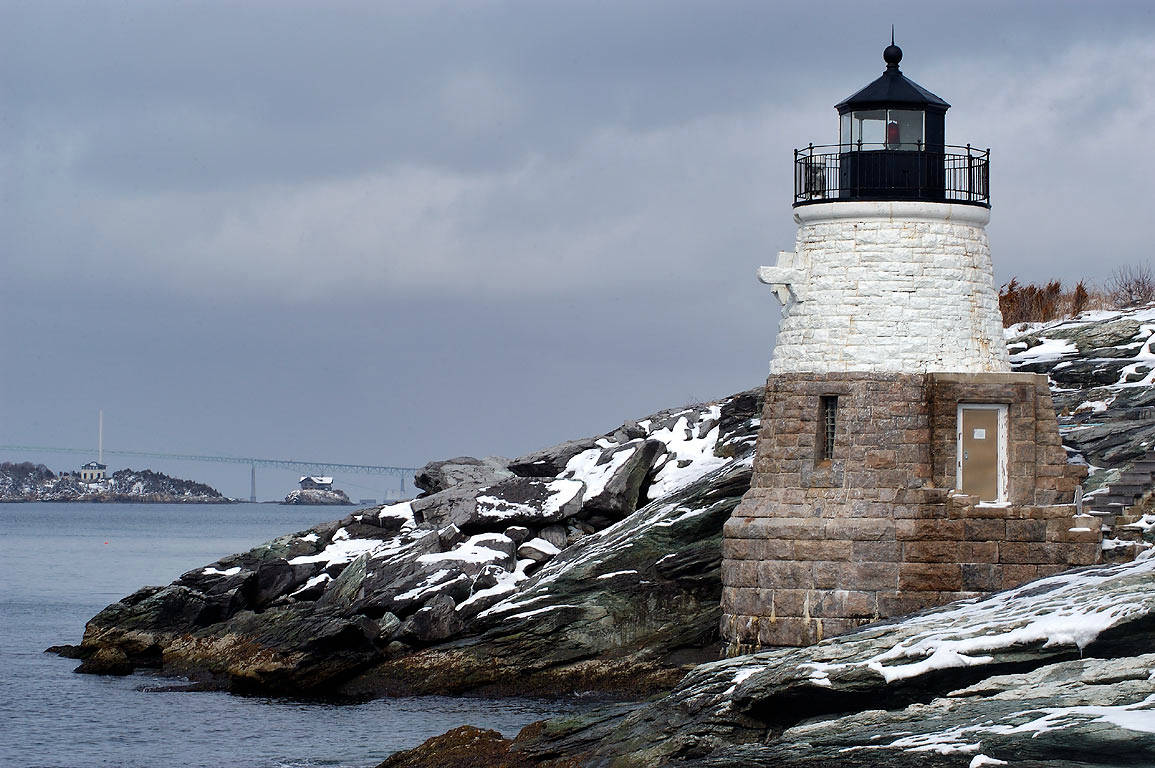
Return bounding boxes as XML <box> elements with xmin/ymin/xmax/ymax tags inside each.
<box><xmin>720</xmin><ymin>42</ymin><xmax>1097</xmax><ymax>652</ymax></box>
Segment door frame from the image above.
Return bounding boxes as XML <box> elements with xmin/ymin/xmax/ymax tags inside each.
<box><xmin>956</xmin><ymin>403</ymin><xmax>1008</xmax><ymax>503</ymax></box>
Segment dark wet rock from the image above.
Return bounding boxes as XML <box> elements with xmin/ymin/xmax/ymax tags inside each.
<box><xmin>343</xmin><ymin>461</ymin><xmax>752</xmax><ymax>699</ymax></box>
<box><xmin>536</xmin><ymin>524</ymin><xmax>568</xmax><ymax>550</ymax></box>
<box><xmin>503</xmin><ymin>525</ymin><xmax>531</xmax><ymax>545</ymax></box>
<box><xmin>75</xmin><ymin>646</ymin><xmax>134</xmax><ymax>676</ymax></box>
<box><xmin>398</xmin><ymin>594</ymin><xmax>462</xmax><ymax>645</ymax></box>
<box><xmin>376</xmin><ymin>612</ymin><xmax>401</xmax><ymax>641</ymax></box>
<box><xmin>575</xmin><ymin>439</ymin><xmax>668</xmax><ymax>519</ymax></box>
<box><xmin>375</xmin><ymin>725</ymin><xmax>527</xmax><ymax>768</ymax></box>
<box><xmin>414</xmin><ymin>456</ymin><xmax>513</xmax><ymax>495</ymax></box>
<box><xmin>472</xmin><ymin>564</ymin><xmax>505</xmax><ymax>591</ymax></box>
<box><xmin>44</xmin><ymin>643</ymin><xmax>86</xmax><ymax>659</ymax></box>
<box><xmin>516</xmin><ymin>538</ymin><xmax>559</xmax><ymax>563</ymax></box>
<box><xmin>410</xmin><ymin>483</ymin><xmax>484</xmax><ymax>528</ymax></box>
<box><xmin>508</xmin><ymin>438</ymin><xmax>601</xmax><ymax>478</ymax></box>
<box><xmin>497</xmin><ymin>557</ymin><xmax>1155</xmax><ymax>767</ymax></box>
<box><xmin>471</xmin><ymin>476</ymin><xmax>586</xmax><ymax>528</ymax></box>
<box><xmin>437</xmin><ymin>524</ymin><xmax>465</xmax><ymax>550</ymax></box>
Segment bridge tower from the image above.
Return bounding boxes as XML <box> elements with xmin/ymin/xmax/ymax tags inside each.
<box><xmin>720</xmin><ymin>40</ymin><xmax>1095</xmax><ymax>652</ymax></box>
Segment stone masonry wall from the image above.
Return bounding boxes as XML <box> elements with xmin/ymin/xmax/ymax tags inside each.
<box><xmin>720</xmin><ymin>371</ymin><xmax>1093</xmax><ymax>653</ymax></box>
<box><xmin>767</xmin><ymin>202</ymin><xmax>1010</xmax><ymax>375</ymax></box>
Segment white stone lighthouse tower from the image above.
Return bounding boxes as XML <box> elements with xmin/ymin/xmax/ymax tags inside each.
<box><xmin>721</xmin><ymin>42</ymin><xmax>1094</xmax><ymax>652</ymax></box>
<box><xmin>760</xmin><ymin>41</ymin><xmax>1007</xmax><ymax>375</ymax></box>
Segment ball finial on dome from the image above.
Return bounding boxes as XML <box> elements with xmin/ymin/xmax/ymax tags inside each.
<box><xmin>884</xmin><ymin>26</ymin><xmax>902</xmax><ymax>68</ymax></box>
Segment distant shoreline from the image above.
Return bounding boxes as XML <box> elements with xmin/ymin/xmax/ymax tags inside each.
<box><xmin>0</xmin><ymin>495</ymin><xmax>234</xmax><ymax>504</ymax></box>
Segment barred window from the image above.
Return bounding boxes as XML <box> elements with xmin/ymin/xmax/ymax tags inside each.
<box><xmin>818</xmin><ymin>396</ymin><xmax>838</xmax><ymax>463</ymax></box>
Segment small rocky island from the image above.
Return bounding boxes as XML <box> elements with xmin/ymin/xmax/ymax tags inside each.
<box><xmin>282</xmin><ymin>476</ymin><xmax>354</xmax><ymax>506</ymax></box>
<box><xmin>56</xmin><ymin>305</ymin><xmax>1155</xmax><ymax>766</ymax></box>
<box><xmin>0</xmin><ymin>462</ymin><xmax>227</xmax><ymax>503</ymax></box>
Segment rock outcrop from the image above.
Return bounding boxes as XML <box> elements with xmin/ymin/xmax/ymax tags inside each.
<box><xmin>0</xmin><ymin>462</ymin><xmax>226</xmax><ymax>503</ymax></box>
<box><xmin>282</xmin><ymin>488</ymin><xmax>353</xmax><ymax>505</ymax></box>
<box><xmin>1007</xmin><ymin>305</ymin><xmax>1155</xmax><ymax>492</ymax></box>
<box><xmin>1007</xmin><ymin>304</ymin><xmax>1155</xmax><ymax>557</ymax></box>
<box><xmin>63</xmin><ymin>390</ymin><xmax>763</xmax><ymax>697</ymax></box>
<box><xmin>390</xmin><ymin>555</ymin><xmax>1155</xmax><ymax>766</ymax></box>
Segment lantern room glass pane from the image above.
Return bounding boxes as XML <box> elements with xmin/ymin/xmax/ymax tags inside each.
<box><xmin>886</xmin><ymin>109</ymin><xmax>925</xmax><ymax>150</ymax></box>
<box><xmin>851</xmin><ymin>110</ymin><xmax>885</xmax><ymax>148</ymax></box>
<box><xmin>847</xmin><ymin>109</ymin><xmax>926</xmax><ymax>151</ymax></box>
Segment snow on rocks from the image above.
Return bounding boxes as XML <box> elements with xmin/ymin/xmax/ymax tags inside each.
<box><xmin>548</xmin><ymin>556</ymin><xmax>1155</xmax><ymax>768</ymax></box>
<box><xmin>1007</xmin><ymin>304</ymin><xmax>1155</xmax><ymax>496</ymax></box>
<box><xmin>474</xmin><ymin>477</ymin><xmax>585</xmax><ymax>525</ymax></box>
<box><xmin>413</xmin><ymin>456</ymin><xmax>514</xmax><ymax>495</ymax></box>
<box><xmin>516</xmin><ymin>537</ymin><xmax>560</xmax><ymax>563</ymax></box>
<box><xmin>67</xmin><ymin>386</ymin><xmax>765</xmax><ymax>695</ymax></box>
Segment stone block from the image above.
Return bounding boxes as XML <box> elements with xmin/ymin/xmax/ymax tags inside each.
<box><xmin>898</xmin><ymin>562</ymin><xmax>963</xmax><ymax>592</ymax></box>
<box><xmin>771</xmin><ymin>588</ymin><xmax>808</xmax><ymax>617</ymax></box>
<box><xmin>721</xmin><ymin>560</ymin><xmax>759</xmax><ymax>589</ymax></box>
<box><xmin>1000</xmin><ymin>564</ymin><xmax>1041</xmax><ymax>590</ymax></box>
<box><xmin>877</xmin><ymin>590</ymin><xmax>954</xmax><ymax>616</ymax></box>
<box><xmin>827</xmin><ymin>518</ymin><xmax>894</xmax><ymax>541</ymax></box>
<box><xmin>896</xmin><ymin>518</ymin><xmax>963</xmax><ymax>541</ymax></box>
<box><xmin>851</xmin><ymin>540</ymin><xmax>901</xmax><ymax>562</ymax></box>
<box><xmin>817</xmin><ymin>617</ymin><xmax>870</xmax><ymax>641</ymax></box>
<box><xmin>865</xmin><ymin>450</ymin><xmax>898</xmax><ymax>469</ymax></box>
<box><xmin>839</xmin><ymin>561</ymin><xmax>898</xmax><ymax>591</ymax></box>
<box><xmin>964</xmin><ymin>519</ymin><xmax>1005</xmax><ymax>541</ymax></box>
<box><xmin>721</xmin><ymin>587</ymin><xmax>759</xmax><ymax>616</ymax></box>
<box><xmin>961</xmin><ymin>563</ymin><xmax>999</xmax><ymax>591</ymax></box>
<box><xmin>1045</xmin><ymin>517</ymin><xmax>1102</xmax><ymax>544</ymax></box>
<box><xmin>902</xmin><ymin>540</ymin><xmax>960</xmax><ymax>563</ymax></box>
<box><xmin>811</xmin><ymin>589</ymin><xmax>876</xmax><ymax>619</ymax></box>
<box><xmin>958</xmin><ymin>541</ymin><xmax>999</xmax><ymax>563</ymax></box>
<box><xmin>758</xmin><ymin>560</ymin><xmax>813</xmax><ymax>589</ymax></box>
<box><xmin>759</xmin><ymin>617</ymin><xmax>818</xmax><ymax>647</ymax></box>
<box><xmin>1006</xmin><ymin>519</ymin><xmax>1047</xmax><ymax>542</ymax></box>
<box><xmin>1064</xmin><ymin>543</ymin><xmax>1100</xmax><ymax>566</ymax></box>
<box><xmin>793</xmin><ymin>539</ymin><xmax>853</xmax><ymax>562</ymax></box>
<box><xmin>999</xmin><ymin>541</ymin><xmax>1060</xmax><ymax>565</ymax></box>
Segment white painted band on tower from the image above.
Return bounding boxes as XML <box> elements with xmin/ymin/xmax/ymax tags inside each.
<box><xmin>763</xmin><ymin>201</ymin><xmax>1010</xmax><ymax>374</ymax></box>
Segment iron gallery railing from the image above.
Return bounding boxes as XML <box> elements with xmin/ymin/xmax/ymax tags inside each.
<box><xmin>793</xmin><ymin>143</ymin><xmax>990</xmax><ymax>207</ymax></box>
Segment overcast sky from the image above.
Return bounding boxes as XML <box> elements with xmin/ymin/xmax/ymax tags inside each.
<box><xmin>3</xmin><ymin>1</ymin><xmax>1154</xmax><ymax>500</ymax></box>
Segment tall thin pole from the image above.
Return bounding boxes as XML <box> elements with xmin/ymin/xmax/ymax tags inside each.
<box><xmin>250</xmin><ymin>464</ymin><xmax>256</xmax><ymax>503</ymax></box>
<box><xmin>98</xmin><ymin>410</ymin><xmax>103</xmax><ymax>464</ymax></box>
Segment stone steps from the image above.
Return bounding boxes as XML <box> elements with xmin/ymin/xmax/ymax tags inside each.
<box><xmin>1091</xmin><ymin>449</ymin><xmax>1155</xmax><ymax>517</ymax></box>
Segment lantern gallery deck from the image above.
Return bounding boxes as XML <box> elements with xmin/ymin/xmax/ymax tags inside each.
<box><xmin>793</xmin><ymin>37</ymin><xmax>988</xmax><ymax>207</ymax></box>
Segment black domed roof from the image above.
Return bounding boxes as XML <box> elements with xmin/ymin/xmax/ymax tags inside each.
<box><xmin>835</xmin><ymin>43</ymin><xmax>950</xmax><ymax>114</ymax></box>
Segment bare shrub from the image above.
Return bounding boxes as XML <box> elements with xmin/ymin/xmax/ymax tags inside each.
<box><xmin>1107</xmin><ymin>264</ymin><xmax>1155</xmax><ymax>308</ymax></box>
<box><xmin>999</xmin><ymin>278</ymin><xmax>1063</xmax><ymax>326</ymax></box>
<box><xmin>1070</xmin><ymin>281</ymin><xmax>1090</xmax><ymax>317</ymax></box>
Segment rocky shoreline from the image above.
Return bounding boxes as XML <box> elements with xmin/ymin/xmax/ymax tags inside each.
<box><xmin>57</xmin><ymin>388</ymin><xmax>761</xmax><ymax>697</ymax></box>
<box><xmin>53</xmin><ymin>305</ymin><xmax>1155</xmax><ymax>764</ymax></box>
<box><xmin>1</xmin><ymin>463</ymin><xmax>228</xmax><ymax>503</ymax></box>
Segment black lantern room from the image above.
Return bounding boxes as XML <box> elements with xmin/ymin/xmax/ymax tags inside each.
<box><xmin>794</xmin><ymin>40</ymin><xmax>989</xmax><ymax>207</ymax></box>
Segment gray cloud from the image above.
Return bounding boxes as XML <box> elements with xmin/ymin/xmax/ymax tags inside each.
<box><xmin>3</xmin><ymin>1</ymin><xmax>1154</xmax><ymax>497</ymax></box>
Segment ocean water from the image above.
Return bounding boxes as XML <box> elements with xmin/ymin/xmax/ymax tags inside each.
<box><xmin>0</xmin><ymin>503</ymin><xmax>591</xmax><ymax>768</ymax></box>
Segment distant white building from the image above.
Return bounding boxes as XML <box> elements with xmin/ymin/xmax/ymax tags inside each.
<box><xmin>299</xmin><ymin>476</ymin><xmax>333</xmax><ymax>491</ymax></box>
<box><xmin>79</xmin><ymin>461</ymin><xmax>107</xmax><ymax>482</ymax></box>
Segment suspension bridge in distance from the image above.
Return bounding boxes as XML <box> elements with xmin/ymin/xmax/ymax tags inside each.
<box><xmin>0</xmin><ymin>444</ymin><xmax>420</xmax><ymax>503</ymax></box>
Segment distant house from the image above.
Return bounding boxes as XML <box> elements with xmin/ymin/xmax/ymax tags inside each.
<box><xmin>79</xmin><ymin>461</ymin><xmax>107</xmax><ymax>482</ymax></box>
<box><xmin>299</xmin><ymin>476</ymin><xmax>333</xmax><ymax>491</ymax></box>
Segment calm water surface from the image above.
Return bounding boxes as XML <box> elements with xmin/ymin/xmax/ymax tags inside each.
<box><xmin>0</xmin><ymin>503</ymin><xmax>591</xmax><ymax>768</ymax></box>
